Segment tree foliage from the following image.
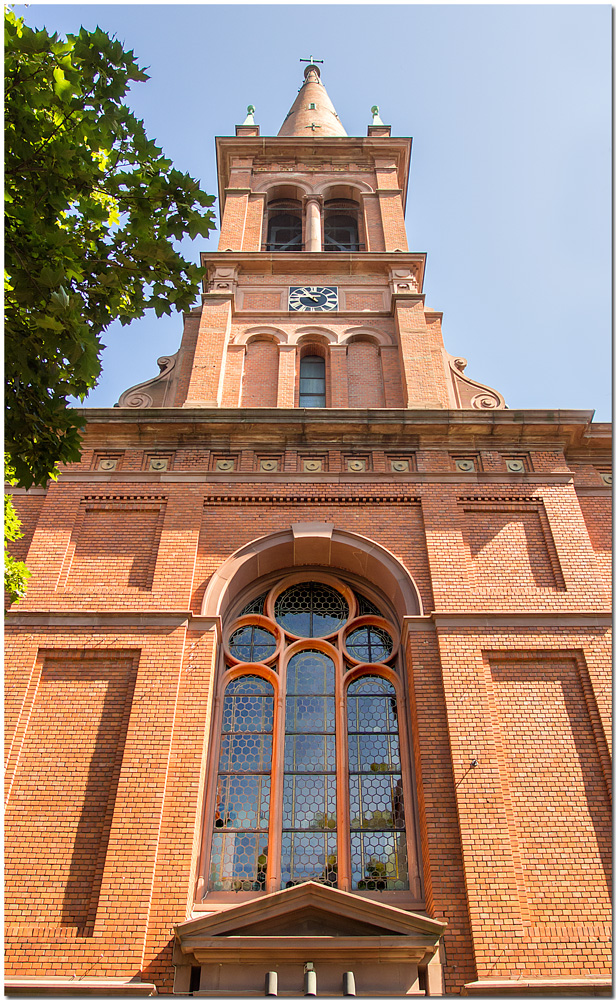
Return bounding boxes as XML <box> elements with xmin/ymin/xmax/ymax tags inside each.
<box><xmin>5</xmin><ymin>9</ymin><xmax>216</xmax><ymax>488</ymax></box>
<box><xmin>4</xmin><ymin>492</ymin><xmax>31</xmax><ymax>607</ymax></box>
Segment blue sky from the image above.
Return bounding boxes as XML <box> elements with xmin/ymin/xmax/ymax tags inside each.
<box><xmin>20</xmin><ymin>4</ymin><xmax>611</xmax><ymax>420</ymax></box>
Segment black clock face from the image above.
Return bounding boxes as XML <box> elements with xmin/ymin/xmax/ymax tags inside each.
<box><xmin>289</xmin><ymin>286</ymin><xmax>338</xmax><ymax>312</ymax></box>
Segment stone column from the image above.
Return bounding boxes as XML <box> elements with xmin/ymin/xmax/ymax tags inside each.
<box><xmin>304</xmin><ymin>196</ymin><xmax>322</xmax><ymax>252</ymax></box>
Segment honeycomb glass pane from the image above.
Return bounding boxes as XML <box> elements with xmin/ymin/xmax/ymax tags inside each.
<box><xmin>219</xmin><ymin>733</ymin><xmax>272</xmax><ymax>773</ymax></box>
<box><xmin>350</xmin><ymin>831</ymin><xmax>408</xmax><ymax>890</ymax></box>
<box><xmin>222</xmin><ymin>693</ymin><xmax>274</xmax><ymax>734</ymax></box>
<box><xmin>349</xmin><ymin>773</ymin><xmax>405</xmax><ymax>829</ymax></box>
<box><xmin>215</xmin><ymin>774</ymin><xmax>270</xmax><ymax>829</ymax></box>
<box><xmin>287</xmin><ymin>650</ymin><xmax>335</xmax><ymax>695</ymax></box>
<box><xmin>281</xmin><ymin>832</ymin><xmax>338</xmax><ymax>887</ymax></box>
<box><xmin>347</xmin><ymin>694</ymin><xmax>398</xmax><ymax>734</ymax></box>
<box><xmin>209</xmin><ymin>832</ymin><xmax>268</xmax><ymax>891</ymax></box>
<box><xmin>284</xmin><ymin>734</ymin><xmax>336</xmax><ymax>772</ymax></box>
<box><xmin>274</xmin><ymin>583</ymin><xmax>348</xmax><ymax>636</ymax></box>
<box><xmin>285</xmin><ymin>696</ymin><xmax>335</xmax><ymax>734</ymax></box>
<box><xmin>229</xmin><ymin>625</ymin><xmax>277</xmax><ymax>662</ymax></box>
<box><xmin>348</xmin><ymin>733</ymin><xmax>400</xmax><ymax>773</ymax></box>
<box><xmin>346</xmin><ymin>626</ymin><xmax>393</xmax><ymax>663</ymax></box>
<box><xmin>283</xmin><ymin>773</ymin><xmax>336</xmax><ymax>830</ymax></box>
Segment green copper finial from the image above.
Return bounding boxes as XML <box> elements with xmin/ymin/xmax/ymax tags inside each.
<box><xmin>242</xmin><ymin>105</ymin><xmax>255</xmax><ymax>125</ymax></box>
<box><xmin>371</xmin><ymin>105</ymin><xmax>384</xmax><ymax>125</ymax></box>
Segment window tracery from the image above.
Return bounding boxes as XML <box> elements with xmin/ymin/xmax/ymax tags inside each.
<box><xmin>204</xmin><ymin>573</ymin><xmax>416</xmax><ymax>900</ymax></box>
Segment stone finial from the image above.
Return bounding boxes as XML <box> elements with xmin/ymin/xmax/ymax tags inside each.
<box><xmin>236</xmin><ymin>104</ymin><xmax>259</xmax><ymax>137</ymax></box>
<box><xmin>367</xmin><ymin>105</ymin><xmax>391</xmax><ymax>137</ymax></box>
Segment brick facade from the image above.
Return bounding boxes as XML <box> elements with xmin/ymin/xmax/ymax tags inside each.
<box><xmin>5</xmin><ymin>66</ymin><xmax>611</xmax><ymax>997</ymax></box>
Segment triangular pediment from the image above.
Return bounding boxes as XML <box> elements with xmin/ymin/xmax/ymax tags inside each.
<box><xmin>176</xmin><ymin>881</ymin><xmax>446</xmax><ymax>947</ymax></box>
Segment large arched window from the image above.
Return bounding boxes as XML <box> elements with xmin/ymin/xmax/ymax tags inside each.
<box><xmin>201</xmin><ymin>574</ymin><xmax>420</xmax><ymax>903</ymax></box>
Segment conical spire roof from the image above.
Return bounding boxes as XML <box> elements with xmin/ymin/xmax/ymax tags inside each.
<box><xmin>278</xmin><ymin>63</ymin><xmax>347</xmax><ymax>138</ymax></box>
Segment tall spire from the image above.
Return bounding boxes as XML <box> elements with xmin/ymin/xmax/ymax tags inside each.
<box><xmin>278</xmin><ymin>61</ymin><xmax>347</xmax><ymax>138</ymax></box>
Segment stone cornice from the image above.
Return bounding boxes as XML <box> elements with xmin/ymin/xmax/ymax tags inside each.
<box><xmin>39</xmin><ymin>473</ymin><xmax>577</xmax><ymax>486</ymax></box>
<box><xmin>74</xmin><ymin>406</ymin><xmax>603</xmax><ymax>449</ymax></box>
<box><xmin>4</xmin><ymin>610</ymin><xmax>222</xmax><ymax>637</ymax></box>
<box><xmin>215</xmin><ymin>134</ymin><xmax>413</xmax><ymax>215</ymax></box>
<box><xmin>3</xmin><ymin>980</ymin><xmax>157</xmax><ymax>997</ymax></box>
<box><xmin>201</xmin><ymin>249</ymin><xmax>427</xmax><ymax>281</ymax></box>
<box><xmin>401</xmin><ymin>612</ymin><xmax>612</xmax><ymax>639</ymax></box>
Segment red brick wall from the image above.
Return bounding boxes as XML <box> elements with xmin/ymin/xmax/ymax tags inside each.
<box><xmin>241</xmin><ymin>339</ymin><xmax>279</xmax><ymax>407</ymax></box>
<box><xmin>4</xmin><ymin>437</ymin><xmax>611</xmax><ymax>995</ymax></box>
<box><xmin>347</xmin><ymin>340</ymin><xmax>385</xmax><ymax>407</ymax></box>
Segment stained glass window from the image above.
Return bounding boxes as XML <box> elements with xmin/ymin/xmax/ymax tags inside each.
<box><xmin>282</xmin><ymin>650</ymin><xmax>337</xmax><ymax>887</ymax></box>
<box><xmin>209</xmin><ymin>675</ymin><xmax>273</xmax><ymax>891</ymax></box>
<box><xmin>207</xmin><ymin>577</ymin><xmax>413</xmax><ymax>898</ymax></box>
<box><xmin>347</xmin><ymin>676</ymin><xmax>409</xmax><ymax>890</ymax></box>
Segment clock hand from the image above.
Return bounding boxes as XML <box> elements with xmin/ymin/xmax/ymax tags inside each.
<box><xmin>306</xmin><ymin>294</ymin><xmax>320</xmax><ymax>301</ymax></box>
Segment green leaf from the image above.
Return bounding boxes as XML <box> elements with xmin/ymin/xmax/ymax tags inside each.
<box><xmin>52</xmin><ymin>65</ymin><xmax>73</xmax><ymax>101</ymax></box>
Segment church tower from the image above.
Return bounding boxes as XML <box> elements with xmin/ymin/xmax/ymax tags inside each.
<box><xmin>5</xmin><ymin>63</ymin><xmax>611</xmax><ymax>998</ymax></box>
<box><xmin>118</xmin><ymin>59</ymin><xmax>505</xmax><ymax>415</ymax></box>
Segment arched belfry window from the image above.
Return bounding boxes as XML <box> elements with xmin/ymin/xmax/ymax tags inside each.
<box><xmin>323</xmin><ymin>199</ymin><xmax>361</xmax><ymax>251</ymax></box>
<box><xmin>299</xmin><ymin>355</ymin><xmax>326</xmax><ymax>407</ymax></box>
<box><xmin>265</xmin><ymin>198</ymin><xmax>303</xmax><ymax>251</ymax></box>
<box><xmin>202</xmin><ymin>573</ymin><xmax>420</xmax><ymax>901</ymax></box>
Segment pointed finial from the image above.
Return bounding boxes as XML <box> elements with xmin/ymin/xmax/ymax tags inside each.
<box><xmin>242</xmin><ymin>105</ymin><xmax>255</xmax><ymax>125</ymax></box>
<box><xmin>371</xmin><ymin>105</ymin><xmax>384</xmax><ymax>126</ymax></box>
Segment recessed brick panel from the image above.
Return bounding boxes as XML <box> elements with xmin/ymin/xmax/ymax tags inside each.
<box><xmin>67</xmin><ymin>505</ymin><xmax>164</xmax><ymax>591</ymax></box>
<box><xmin>577</xmin><ymin>495</ymin><xmax>612</xmax><ymax>582</ymax></box>
<box><xmin>462</xmin><ymin>502</ymin><xmax>565</xmax><ymax>590</ymax></box>
<box><xmin>4</xmin><ymin>652</ymin><xmax>137</xmax><ymax>933</ymax></box>
<box><xmin>490</xmin><ymin>656</ymin><xmax>611</xmax><ymax>924</ymax></box>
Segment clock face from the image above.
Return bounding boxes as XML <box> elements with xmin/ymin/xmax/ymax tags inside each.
<box><xmin>289</xmin><ymin>286</ymin><xmax>338</xmax><ymax>312</ymax></box>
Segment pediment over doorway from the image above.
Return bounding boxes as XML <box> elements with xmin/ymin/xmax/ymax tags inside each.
<box><xmin>176</xmin><ymin>881</ymin><xmax>445</xmax><ymax>945</ymax></box>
